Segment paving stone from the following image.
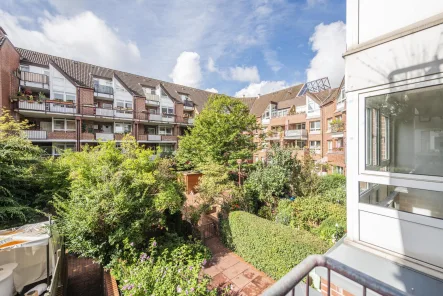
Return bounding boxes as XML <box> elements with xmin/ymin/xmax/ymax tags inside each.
<box><xmin>231</xmin><ymin>273</ymin><xmax>252</xmax><ymax>289</ymax></box>
<box><xmin>251</xmin><ymin>275</ymin><xmax>274</xmax><ymax>290</ymax></box>
<box><xmin>239</xmin><ymin>282</ymin><xmax>262</xmax><ymax>296</ymax></box>
<box><xmin>209</xmin><ymin>273</ymin><xmax>230</xmax><ymax>289</ymax></box>
<box><xmin>222</xmin><ymin>261</ymin><xmax>250</xmax><ymax>279</ymax></box>
<box><xmin>213</xmin><ymin>254</ymin><xmax>240</xmax><ymax>271</ymax></box>
<box><xmin>242</xmin><ymin>268</ymin><xmax>261</xmax><ymax>280</ymax></box>
<box><xmin>203</xmin><ymin>265</ymin><xmax>222</xmax><ymax>277</ymax></box>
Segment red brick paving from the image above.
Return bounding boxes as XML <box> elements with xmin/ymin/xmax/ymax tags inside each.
<box><xmin>203</xmin><ymin>237</ymin><xmax>274</xmax><ymax>295</ymax></box>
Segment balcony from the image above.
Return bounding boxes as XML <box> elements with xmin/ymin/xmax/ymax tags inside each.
<box><xmin>263</xmin><ymin>255</ymin><xmax>408</xmax><ymax>296</ymax></box>
<box><xmin>23</xmin><ymin>130</ymin><xmax>76</xmax><ymax>140</ymax></box>
<box><xmin>96</xmin><ymin>133</ymin><xmax>115</xmax><ymax>141</ymax></box>
<box><xmin>265</xmin><ymin>132</ymin><xmax>281</xmax><ymax>141</ymax></box>
<box><xmin>94</xmin><ymin>84</ymin><xmax>114</xmax><ymax>95</ymax></box>
<box><xmin>183</xmin><ymin>100</ymin><xmax>194</xmax><ymax>111</ymax></box>
<box><xmin>331</xmin><ymin>121</ymin><xmax>345</xmax><ymax>138</ymax></box>
<box><xmin>284</xmin><ymin>129</ymin><xmax>307</xmax><ymax>140</ymax></box>
<box><xmin>161</xmin><ymin>135</ymin><xmax>178</xmax><ymax>142</ymax></box>
<box><xmin>137</xmin><ymin>134</ymin><xmax>162</xmax><ymax>141</ymax></box>
<box><xmin>82</xmin><ymin>105</ymin><xmax>133</xmax><ymax>120</ymax></box>
<box><xmin>17</xmin><ymin>100</ymin><xmax>76</xmax><ymax>114</ymax></box>
<box><xmin>296</xmin><ymin>105</ymin><xmax>306</xmax><ymax>114</ymax></box>
<box><xmin>95</xmin><ymin>107</ymin><xmax>114</xmax><ymax>117</ymax></box>
<box><xmin>146</xmin><ymin>94</ymin><xmax>161</xmax><ymax>106</ymax></box>
<box><xmin>114</xmin><ymin>109</ymin><xmax>133</xmax><ymax>119</ymax></box>
<box><xmin>20</xmin><ymin>71</ymin><xmax>49</xmax><ymax>89</ymax></box>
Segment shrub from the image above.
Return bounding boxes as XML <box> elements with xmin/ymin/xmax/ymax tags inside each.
<box><xmin>54</xmin><ymin>138</ymin><xmax>185</xmax><ymax>266</ymax></box>
<box><xmin>316</xmin><ymin>174</ymin><xmax>346</xmax><ymax>195</ymax></box>
<box><xmin>274</xmin><ymin>199</ymin><xmax>294</xmax><ymax>226</ymax></box>
<box><xmin>112</xmin><ymin>234</ymin><xmax>217</xmax><ymax>296</ymax></box>
<box><xmin>220</xmin><ymin>211</ymin><xmax>329</xmax><ymax>279</ymax></box>
<box><xmin>314</xmin><ymin>216</ymin><xmax>346</xmax><ymax>244</ymax></box>
<box><xmin>291</xmin><ymin>196</ymin><xmax>346</xmax><ymax>231</ymax></box>
<box><xmin>321</xmin><ymin>186</ymin><xmax>346</xmax><ymax>205</ymax></box>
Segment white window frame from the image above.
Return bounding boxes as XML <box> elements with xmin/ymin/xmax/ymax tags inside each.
<box><xmin>52</xmin><ymin>143</ymin><xmax>75</xmax><ymax>156</ymax></box>
<box><xmin>20</xmin><ymin>65</ymin><xmax>30</xmax><ymax>72</ymax></box>
<box><xmin>52</xmin><ymin>118</ymin><xmax>76</xmax><ymax>132</ymax></box>
<box><xmin>310</xmin><ymin>140</ymin><xmax>320</xmax><ymax>149</ymax></box>
<box><xmin>161</xmin><ymin>107</ymin><xmax>174</xmax><ymax>115</ymax></box>
<box><xmin>114</xmin><ymin>122</ymin><xmax>132</xmax><ymax>134</ymax></box>
<box><xmin>356</xmin><ymin>79</ymin><xmax>443</xmax><ymax>232</ymax></box>
<box><xmin>327</xmin><ymin>140</ymin><xmax>333</xmax><ymax>152</ymax></box>
<box><xmin>158</xmin><ymin>126</ymin><xmax>173</xmax><ymax>135</ymax></box>
<box><xmin>327</xmin><ymin>118</ymin><xmax>332</xmax><ymax>132</ymax></box>
<box><xmin>310</xmin><ymin>121</ymin><xmax>320</xmax><ymax>132</ymax></box>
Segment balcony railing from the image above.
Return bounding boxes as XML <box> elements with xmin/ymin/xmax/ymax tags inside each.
<box><xmin>82</xmin><ymin>105</ymin><xmax>133</xmax><ymax>119</ymax></box>
<box><xmin>263</xmin><ymin>255</ymin><xmax>408</xmax><ymax>296</ymax></box>
<box><xmin>17</xmin><ymin>101</ymin><xmax>76</xmax><ymax>114</ymax></box>
<box><xmin>114</xmin><ymin>109</ymin><xmax>133</xmax><ymax>119</ymax></box>
<box><xmin>296</xmin><ymin>105</ymin><xmax>306</xmax><ymax>114</ymax></box>
<box><xmin>95</xmin><ymin>107</ymin><xmax>114</xmax><ymax>117</ymax></box>
<box><xmin>96</xmin><ymin>133</ymin><xmax>114</xmax><ymax>141</ymax></box>
<box><xmin>21</xmin><ymin>71</ymin><xmax>49</xmax><ymax>84</ymax></box>
<box><xmin>24</xmin><ymin>130</ymin><xmax>47</xmax><ymax>139</ymax></box>
<box><xmin>285</xmin><ymin>129</ymin><xmax>307</xmax><ymax>138</ymax></box>
<box><xmin>145</xmin><ymin>94</ymin><xmax>161</xmax><ymax>105</ymax></box>
<box><xmin>94</xmin><ymin>84</ymin><xmax>114</xmax><ymax>95</ymax></box>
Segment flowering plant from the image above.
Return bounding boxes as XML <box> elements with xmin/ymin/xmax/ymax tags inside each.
<box><xmin>113</xmin><ymin>235</ymin><xmax>218</xmax><ymax>295</ymax></box>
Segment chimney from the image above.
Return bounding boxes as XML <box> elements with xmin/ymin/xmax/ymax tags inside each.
<box><xmin>0</xmin><ymin>27</ymin><xmax>7</xmax><ymax>38</ymax></box>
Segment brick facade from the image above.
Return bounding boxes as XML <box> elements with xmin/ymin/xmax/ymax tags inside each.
<box><xmin>78</xmin><ymin>87</ymin><xmax>94</xmax><ymax>115</ymax></box>
<box><xmin>0</xmin><ymin>36</ymin><xmax>19</xmax><ymax>112</ymax></box>
<box><xmin>134</xmin><ymin>96</ymin><xmax>146</xmax><ymax>120</ymax></box>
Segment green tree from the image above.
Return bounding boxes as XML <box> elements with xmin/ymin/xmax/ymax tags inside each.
<box><xmin>175</xmin><ymin>95</ymin><xmax>257</xmax><ymax>169</ymax></box>
<box><xmin>0</xmin><ymin>109</ymin><xmax>47</xmax><ymax>228</ymax></box>
<box><xmin>53</xmin><ymin>136</ymin><xmax>185</xmax><ymax>266</ymax></box>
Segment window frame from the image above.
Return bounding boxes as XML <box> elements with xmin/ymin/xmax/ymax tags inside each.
<box><xmin>309</xmin><ymin>120</ymin><xmax>321</xmax><ymax>132</ymax></box>
<box><xmin>358</xmin><ymin>80</ymin><xmax>443</xmax><ymax>184</ymax></box>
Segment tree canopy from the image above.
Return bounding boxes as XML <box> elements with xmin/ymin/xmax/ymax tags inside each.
<box><xmin>175</xmin><ymin>94</ymin><xmax>257</xmax><ymax>169</ymax></box>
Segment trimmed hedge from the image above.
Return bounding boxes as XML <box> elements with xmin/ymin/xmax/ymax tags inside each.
<box><xmin>220</xmin><ymin>211</ymin><xmax>329</xmax><ymax>280</ymax></box>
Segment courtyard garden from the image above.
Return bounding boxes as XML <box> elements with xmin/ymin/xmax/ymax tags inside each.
<box><xmin>0</xmin><ymin>94</ymin><xmax>346</xmax><ymax>294</ymax></box>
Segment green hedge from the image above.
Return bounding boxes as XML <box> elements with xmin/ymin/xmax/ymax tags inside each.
<box><xmin>220</xmin><ymin>211</ymin><xmax>329</xmax><ymax>280</ymax></box>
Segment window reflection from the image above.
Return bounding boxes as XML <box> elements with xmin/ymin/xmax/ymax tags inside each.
<box><xmin>359</xmin><ymin>182</ymin><xmax>443</xmax><ymax>219</ymax></box>
<box><xmin>365</xmin><ymin>85</ymin><xmax>443</xmax><ymax>177</ymax></box>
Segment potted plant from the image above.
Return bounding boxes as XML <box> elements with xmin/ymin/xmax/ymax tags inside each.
<box><xmin>330</xmin><ymin>118</ymin><xmax>345</xmax><ymax>132</ymax></box>
<box><xmin>28</xmin><ymin>95</ymin><xmax>35</xmax><ymax>103</ymax></box>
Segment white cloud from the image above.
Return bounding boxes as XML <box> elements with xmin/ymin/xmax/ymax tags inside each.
<box><xmin>263</xmin><ymin>49</ymin><xmax>283</xmax><ymax>72</ymax></box>
<box><xmin>306</xmin><ymin>21</ymin><xmax>346</xmax><ymax>88</ymax></box>
<box><xmin>205</xmin><ymin>88</ymin><xmax>219</xmax><ymax>93</ymax></box>
<box><xmin>228</xmin><ymin>66</ymin><xmax>260</xmax><ymax>83</ymax></box>
<box><xmin>48</xmin><ymin>0</ymin><xmax>86</xmax><ymax>15</ymax></box>
<box><xmin>234</xmin><ymin>81</ymin><xmax>290</xmax><ymax>97</ymax></box>
<box><xmin>169</xmin><ymin>51</ymin><xmax>202</xmax><ymax>88</ymax></box>
<box><xmin>0</xmin><ymin>10</ymin><xmax>141</xmax><ymax>73</ymax></box>
<box><xmin>207</xmin><ymin>57</ymin><xmax>217</xmax><ymax>72</ymax></box>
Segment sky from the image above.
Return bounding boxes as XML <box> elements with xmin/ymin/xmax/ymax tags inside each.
<box><xmin>0</xmin><ymin>0</ymin><xmax>346</xmax><ymax>97</ymax></box>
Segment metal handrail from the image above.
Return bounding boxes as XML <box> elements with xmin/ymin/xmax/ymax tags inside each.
<box><xmin>262</xmin><ymin>255</ymin><xmax>411</xmax><ymax>296</ymax></box>
<box><xmin>94</xmin><ymin>84</ymin><xmax>114</xmax><ymax>95</ymax></box>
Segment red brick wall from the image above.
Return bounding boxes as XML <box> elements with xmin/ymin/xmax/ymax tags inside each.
<box><xmin>321</xmin><ymin>278</ymin><xmax>353</xmax><ymax>296</ymax></box>
<box><xmin>0</xmin><ymin>39</ymin><xmax>20</xmax><ymax>112</ymax></box>
<box><xmin>175</xmin><ymin>102</ymin><xmax>184</xmax><ymax>122</ymax></box>
<box><xmin>47</xmin><ymin>131</ymin><xmax>76</xmax><ymax>140</ymax></box>
<box><xmin>134</xmin><ymin>96</ymin><xmax>145</xmax><ymax>120</ymax></box>
<box><xmin>79</xmin><ymin>87</ymin><xmax>94</xmax><ymax>115</ymax></box>
<box><xmin>162</xmin><ymin>135</ymin><xmax>178</xmax><ymax>142</ymax></box>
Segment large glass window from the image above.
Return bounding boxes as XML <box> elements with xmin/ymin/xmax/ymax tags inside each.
<box><xmin>365</xmin><ymin>85</ymin><xmax>443</xmax><ymax>177</ymax></box>
<box><xmin>310</xmin><ymin>121</ymin><xmax>320</xmax><ymax>132</ymax></box>
<box><xmin>360</xmin><ymin>182</ymin><xmax>443</xmax><ymax>220</ymax></box>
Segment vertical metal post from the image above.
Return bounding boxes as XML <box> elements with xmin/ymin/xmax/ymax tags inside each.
<box><xmin>305</xmin><ymin>275</ymin><xmax>309</xmax><ymax>296</ymax></box>
<box><xmin>327</xmin><ymin>268</ymin><xmax>331</xmax><ymax>296</ymax></box>
<box><xmin>363</xmin><ymin>286</ymin><xmax>367</xmax><ymax>296</ymax></box>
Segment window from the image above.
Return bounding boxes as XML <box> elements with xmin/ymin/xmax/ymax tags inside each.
<box><xmin>145</xmin><ymin>87</ymin><xmax>156</xmax><ymax>95</ymax></box>
<box><xmin>103</xmin><ymin>103</ymin><xmax>113</xmax><ymax>109</ymax></box>
<box><xmin>115</xmin><ymin>123</ymin><xmax>132</xmax><ymax>133</ymax></box>
<box><xmin>65</xmin><ymin>93</ymin><xmax>76</xmax><ymax>103</ymax></box>
<box><xmin>159</xmin><ymin>126</ymin><xmax>173</xmax><ymax>135</ymax></box>
<box><xmin>327</xmin><ymin>140</ymin><xmax>333</xmax><ymax>152</ymax></box>
<box><xmin>20</xmin><ymin>65</ymin><xmax>30</xmax><ymax>72</ymax></box>
<box><xmin>327</xmin><ymin>118</ymin><xmax>332</xmax><ymax>132</ymax></box>
<box><xmin>310</xmin><ymin>121</ymin><xmax>320</xmax><ymax>132</ymax></box>
<box><xmin>53</xmin><ymin>92</ymin><xmax>64</xmax><ymax>101</ymax></box>
<box><xmin>159</xmin><ymin>144</ymin><xmax>174</xmax><ymax>152</ymax></box>
<box><xmin>337</xmin><ymin>87</ymin><xmax>346</xmax><ymax>104</ymax></box>
<box><xmin>146</xmin><ymin>127</ymin><xmax>156</xmax><ymax>135</ymax></box>
<box><xmin>310</xmin><ymin>140</ymin><xmax>320</xmax><ymax>149</ymax></box>
<box><xmin>336</xmin><ymin>115</ymin><xmax>342</xmax><ymax>122</ymax></box>
<box><xmin>160</xmin><ymin>89</ymin><xmax>167</xmax><ymax>97</ymax></box>
<box><xmin>161</xmin><ymin>107</ymin><xmax>174</xmax><ymax>114</ymax></box>
<box><xmin>180</xmin><ymin>94</ymin><xmax>189</xmax><ymax>101</ymax></box>
<box><xmin>116</xmin><ymin>101</ymin><xmax>124</xmax><ymax>108</ymax></box>
<box><xmin>307</xmin><ymin>97</ymin><xmax>320</xmax><ymax>116</ymax></box>
<box><xmin>334</xmin><ymin>166</ymin><xmax>344</xmax><ymax>175</ymax></box>
<box><xmin>365</xmin><ymin>85</ymin><xmax>443</xmax><ymax>177</ymax></box>
<box><xmin>53</xmin><ymin>119</ymin><xmax>75</xmax><ymax>131</ymax></box>
<box><xmin>295</xmin><ymin>123</ymin><xmax>306</xmax><ymax>130</ymax></box>
<box><xmin>125</xmin><ymin>102</ymin><xmax>133</xmax><ymax>109</ymax></box>
<box><xmin>359</xmin><ymin>182</ymin><xmax>443</xmax><ymax>219</ymax></box>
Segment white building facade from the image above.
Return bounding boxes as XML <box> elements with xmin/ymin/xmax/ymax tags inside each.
<box><xmin>345</xmin><ymin>0</ymin><xmax>443</xmax><ymax>283</ymax></box>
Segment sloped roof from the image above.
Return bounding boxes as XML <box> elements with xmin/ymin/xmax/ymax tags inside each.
<box><xmin>238</xmin><ymin>97</ymin><xmax>257</xmax><ymax>110</ymax></box>
<box><xmin>306</xmin><ymin>87</ymin><xmax>339</xmax><ymax>106</ymax></box>
<box><xmin>17</xmin><ymin>48</ymin><xmax>216</xmax><ymax>112</ymax></box>
<box><xmin>248</xmin><ymin>84</ymin><xmax>304</xmax><ymax>116</ymax></box>
<box><xmin>277</xmin><ymin>95</ymin><xmax>306</xmax><ymax>109</ymax></box>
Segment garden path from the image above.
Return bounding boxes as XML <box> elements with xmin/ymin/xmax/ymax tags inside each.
<box><xmin>203</xmin><ymin>236</ymin><xmax>274</xmax><ymax>295</ymax></box>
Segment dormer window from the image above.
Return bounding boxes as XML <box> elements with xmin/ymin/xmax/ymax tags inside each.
<box><xmin>180</xmin><ymin>94</ymin><xmax>190</xmax><ymax>101</ymax></box>
<box><xmin>144</xmin><ymin>87</ymin><xmax>156</xmax><ymax>95</ymax></box>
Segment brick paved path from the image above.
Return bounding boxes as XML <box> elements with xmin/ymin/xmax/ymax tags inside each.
<box><xmin>67</xmin><ymin>254</ymin><xmax>103</xmax><ymax>296</ymax></box>
<box><xmin>203</xmin><ymin>237</ymin><xmax>274</xmax><ymax>296</ymax></box>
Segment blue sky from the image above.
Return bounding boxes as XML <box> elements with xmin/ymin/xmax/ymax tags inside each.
<box><xmin>0</xmin><ymin>0</ymin><xmax>346</xmax><ymax>97</ymax></box>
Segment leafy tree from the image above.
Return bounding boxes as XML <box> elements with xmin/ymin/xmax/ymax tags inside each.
<box><xmin>291</xmin><ymin>153</ymin><xmax>321</xmax><ymax>197</ymax></box>
<box><xmin>175</xmin><ymin>95</ymin><xmax>257</xmax><ymax>169</ymax></box>
<box><xmin>0</xmin><ymin>109</ymin><xmax>47</xmax><ymax>227</ymax></box>
<box><xmin>245</xmin><ymin>146</ymin><xmax>300</xmax><ymax>210</ymax></box>
<box><xmin>53</xmin><ymin>137</ymin><xmax>185</xmax><ymax>266</ymax></box>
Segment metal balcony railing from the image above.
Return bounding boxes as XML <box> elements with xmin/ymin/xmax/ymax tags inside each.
<box><xmin>285</xmin><ymin>129</ymin><xmax>307</xmax><ymax>138</ymax></box>
<box><xmin>17</xmin><ymin>101</ymin><xmax>76</xmax><ymax>114</ymax></box>
<box><xmin>21</xmin><ymin>71</ymin><xmax>49</xmax><ymax>84</ymax></box>
<box><xmin>183</xmin><ymin>100</ymin><xmax>194</xmax><ymax>107</ymax></box>
<box><xmin>94</xmin><ymin>84</ymin><xmax>114</xmax><ymax>95</ymax></box>
<box><xmin>263</xmin><ymin>255</ymin><xmax>410</xmax><ymax>296</ymax></box>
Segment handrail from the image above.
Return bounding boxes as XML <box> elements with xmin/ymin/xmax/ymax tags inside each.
<box><xmin>262</xmin><ymin>255</ymin><xmax>411</xmax><ymax>296</ymax></box>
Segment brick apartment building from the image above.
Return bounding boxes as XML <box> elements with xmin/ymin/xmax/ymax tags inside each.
<box><xmin>244</xmin><ymin>78</ymin><xmax>346</xmax><ymax>175</ymax></box>
<box><xmin>0</xmin><ymin>27</ymin><xmax>346</xmax><ymax>172</ymax></box>
<box><xmin>0</xmin><ymin>28</ymin><xmax>212</xmax><ymax>156</ymax></box>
